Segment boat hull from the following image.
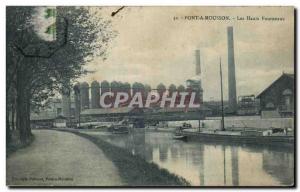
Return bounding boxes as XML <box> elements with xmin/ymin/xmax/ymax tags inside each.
<box><xmin>173</xmin><ymin>135</ymin><xmax>187</xmax><ymax>141</ymax></box>
<box><xmin>182</xmin><ymin>131</ymin><xmax>294</xmax><ymax>147</ymax></box>
<box><xmin>113</xmin><ymin>131</ymin><xmax>129</xmax><ymax>134</ymax></box>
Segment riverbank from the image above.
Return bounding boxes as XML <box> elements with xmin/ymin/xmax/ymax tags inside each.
<box><xmin>7</xmin><ymin>130</ymin><xmax>123</xmax><ymax>186</ymax></box>
<box><xmin>7</xmin><ymin>131</ymin><xmax>35</xmax><ymax>157</ymax></box>
<box><xmin>64</xmin><ymin>130</ymin><xmax>190</xmax><ymax>186</ymax></box>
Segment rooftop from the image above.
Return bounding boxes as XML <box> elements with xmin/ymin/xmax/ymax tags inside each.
<box><xmin>257</xmin><ymin>73</ymin><xmax>294</xmax><ymax>98</ymax></box>
<box><xmin>81</xmin><ymin>107</ymin><xmax>135</xmax><ymax>116</ymax></box>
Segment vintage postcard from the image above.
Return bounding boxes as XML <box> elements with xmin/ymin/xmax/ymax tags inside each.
<box><xmin>6</xmin><ymin>6</ymin><xmax>295</xmax><ymax>187</ymax></box>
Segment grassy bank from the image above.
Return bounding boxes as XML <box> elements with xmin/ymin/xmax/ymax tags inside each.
<box><xmin>6</xmin><ymin>133</ymin><xmax>34</xmax><ymax>157</ymax></box>
<box><xmin>69</xmin><ymin>130</ymin><xmax>190</xmax><ymax>186</ymax></box>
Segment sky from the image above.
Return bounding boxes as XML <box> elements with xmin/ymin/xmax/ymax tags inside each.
<box><xmin>79</xmin><ymin>6</ymin><xmax>294</xmax><ymax>101</ymax></box>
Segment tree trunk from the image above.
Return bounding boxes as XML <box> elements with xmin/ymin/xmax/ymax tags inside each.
<box><xmin>16</xmin><ymin>92</ymin><xmax>27</xmax><ymax>143</ymax></box>
<box><xmin>11</xmin><ymin>103</ymin><xmax>15</xmax><ymax>130</ymax></box>
<box><xmin>16</xmin><ymin>71</ymin><xmax>31</xmax><ymax>144</ymax></box>
<box><xmin>25</xmin><ymin>100</ymin><xmax>31</xmax><ymax>138</ymax></box>
<box><xmin>6</xmin><ymin>109</ymin><xmax>11</xmax><ymax>145</ymax></box>
<box><xmin>6</xmin><ymin>89</ymin><xmax>12</xmax><ymax>144</ymax></box>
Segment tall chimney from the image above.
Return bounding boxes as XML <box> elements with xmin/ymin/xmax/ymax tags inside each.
<box><xmin>195</xmin><ymin>49</ymin><xmax>201</xmax><ymax>75</ymax></box>
<box><xmin>227</xmin><ymin>26</ymin><xmax>237</xmax><ymax>113</ymax></box>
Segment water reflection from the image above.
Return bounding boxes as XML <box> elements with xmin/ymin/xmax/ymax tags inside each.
<box><xmin>231</xmin><ymin>147</ymin><xmax>239</xmax><ymax>186</ymax></box>
<box><xmin>262</xmin><ymin>150</ymin><xmax>294</xmax><ymax>185</ymax></box>
<box><xmin>90</xmin><ymin>130</ymin><xmax>294</xmax><ymax>186</ymax></box>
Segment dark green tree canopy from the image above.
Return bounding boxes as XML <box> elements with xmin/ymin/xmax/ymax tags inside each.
<box><xmin>6</xmin><ymin>6</ymin><xmax>116</xmax><ymax>143</ymax></box>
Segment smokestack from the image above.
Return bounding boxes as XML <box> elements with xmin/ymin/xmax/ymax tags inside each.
<box><xmin>194</xmin><ymin>49</ymin><xmax>204</xmax><ymax>104</ymax></box>
<box><xmin>195</xmin><ymin>49</ymin><xmax>201</xmax><ymax>75</ymax></box>
<box><xmin>227</xmin><ymin>26</ymin><xmax>237</xmax><ymax>113</ymax></box>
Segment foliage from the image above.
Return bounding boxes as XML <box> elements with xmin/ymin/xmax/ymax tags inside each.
<box><xmin>6</xmin><ymin>6</ymin><xmax>116</xmax><ymax>143</ymax></box>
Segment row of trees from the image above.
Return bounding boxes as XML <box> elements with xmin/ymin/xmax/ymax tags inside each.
<box><xmin>7</xmin><ymin>6</ymin><xmax>115</xmax><ymax>144</ymax></box>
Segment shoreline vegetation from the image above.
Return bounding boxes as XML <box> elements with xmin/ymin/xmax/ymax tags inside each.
<box><xmin>58</xmin><ymin>129</ymin><xmax>191</xmax><ymax>186</ymax></box>
<box><xmin>6</xmin><ymin>132</ymin><xmax>35</xmax><ymax>157</ymax></box>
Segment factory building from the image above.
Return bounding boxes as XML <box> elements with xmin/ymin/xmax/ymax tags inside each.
<box><xmin>80</xmin><ymin>107</ymin><xmax>145</xmax><ymax>127</ymax></box>
<box><xmin>257</xmin><ymin>73</ymin><xmax>294</xmax><ymax>118</ymax></box>
<box><xmin>237</xmin><ymin>95</ymin><xmax>260</xmax><ymax>115</ymax></box>
<box><xmin>30</xmin><ymin>97</ymin><xmax>76</xmax><ymax>128</ymax></box>
<box><xmin>30</xmin><ymin>47</ymin><xmax>206</xmax><ymax>128</ymax></box>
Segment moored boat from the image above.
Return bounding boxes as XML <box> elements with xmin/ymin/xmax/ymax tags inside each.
<box><xmin>180</xmin><ymin>122</ymin><xmax>192</xmax><ymax>130</ymax></box>
<box><xmin>173</xmin><ymin>134</ymin><xmax>187</xmax><ymax>140</ymax></box>
<box><xmin>182</xmin><ymin>128</ymin><xmax>294</xmax><ymax>147</ymax></box>
<box><xmin>173</xmin><ymin>125</ymin><xmax>188</xmax><ymax>141</ymax></box>
<box><xmin>112</xmin><ymin>125</ymin><xmax>129</xmax><ymax>134</ymax></box>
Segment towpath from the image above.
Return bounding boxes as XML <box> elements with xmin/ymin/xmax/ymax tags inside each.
<box><xmin>7</xmin><ymin>129</ymin><xmax>123</xmax><ymax>186</ymax></box>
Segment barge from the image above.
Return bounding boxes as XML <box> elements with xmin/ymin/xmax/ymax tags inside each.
<box><xmin>182</xmin><ymin>128</ymin><xmax>294</xmax><ymax>147</ymax></box>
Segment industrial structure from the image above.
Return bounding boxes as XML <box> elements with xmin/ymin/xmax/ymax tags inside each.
<box><xmin>29</xmin><ymin>27</ymin><xmax>294</xmax><ymax>130</ymax></box>
<box><xmin>80</xmin><ymin>82</ymin><xmax>90</xmax><ymax>110</ymax></box>
<box><xmin>30</xmin><ymin>97</ymin><xmax>76</xmax><ymax>128</ymax></box>
<box><xmin>237</xmin><ymin>95</ymin><xmax>260</xmax><ymax>115</ymax></box>
<box><xmin>186</xmin><ymin>49</ymin><xmax>204</xmax><ymax>104</ymax></box>
<box><xmin>227</xmin><ymin>26</ymin><xmax>238</xmax><ymax>114</ymax></box>
<box><xmin>30</xmin><ymin>78</ymin><xmax>209</xmax><ymax>128</ymax></box>
<box><xmin>72</xmin><ymin>79</ymin><xmax>208</xmax><ymax>127</ymax></box>
<box><xmin>257</xmin><ymin>73</ymin><xmax>294</xmax><ymax>118</ymax></box>
<box><xmin>91</xmin><ymin>81</ymin><xmax>100</xmax><ymax>108</ymax></box>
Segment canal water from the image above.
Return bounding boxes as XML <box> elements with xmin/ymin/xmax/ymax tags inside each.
<box><xmin>83</xmin><ymin>130</ymin><xmax>294</xmax><ymax>186</ymax></box>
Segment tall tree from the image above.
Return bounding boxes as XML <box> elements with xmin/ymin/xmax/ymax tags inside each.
<box><xmin>6</xmin><ymin>6</ymin><xmax>116</xmax><ymax>143</ymax></box>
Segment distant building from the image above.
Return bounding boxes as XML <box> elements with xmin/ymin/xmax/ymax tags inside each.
<box><xmin>80</xmin><ymin>107</ymin><xmax>145</xmax><ymax>128</ymax></box>
<box><xmin>31</xmin><ymin>80</ymin><xmax>209</xmax><ymax>128</ymax></box>
<box><xmin>185</xmin><ymin>49</ymin><xmax>204</xmax><ymax>104</ymax></box>
<box><xmin>53</xmin><ymin>115</ymin><xmax>67</xmax><ymax>128</ymax></box>
<box><xmin>237</xmin><ymin>95</ymin><xmax>260</xmax><ymax>115</ymax></box>
<box><xmin>79</xmin><ymin>106</ymin><xmax>211</xmax><ymax>127</ymax></box>
<box><xmin>153</xmin><ymin>106</ymin><xmax>211</xmax><ymax>121</ymax></box>
<box><xmin>186</xmin><ymin>78</ymin><xmax>203</xmax><ymax>104</ymax></box>
<box><xmin>256</xmin><ymin>73</ymin><xmax>294</xmax><ymax>117</ymax></box>
<box><xmin>203</xmin><ymin>100</ymin><xmax>228</xmax><ymax>116</ymax></box>
<box><xmin>30</xmin><ymin>97</ymin><xmax>76</xmax><ymax>128</ymax></box>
